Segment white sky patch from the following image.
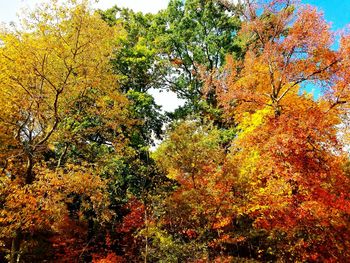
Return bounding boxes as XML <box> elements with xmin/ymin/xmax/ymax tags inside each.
<box><xmin>0</xmin><ymin>0</ymin><xmax>242</xmax><ymax>24</ymax></box>
<box><xmin>0</xmin><ymin>0</ymin><xmax>169</xmax><ymax>24</ymax></box>
<box><xmin>93</xmin><ymin>0</ymin><xmax>169</xmax><ymax>13</ymax></box>
<box><xmin>148</xmin><ymin>88</ymin><xmax>186</xmax><ymax>113</ymax></box>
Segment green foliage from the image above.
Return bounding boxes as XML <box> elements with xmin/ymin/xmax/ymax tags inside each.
<box><xmin>126</xmin><ymin>90</ymin><xmax>165</xmax><ymax>146</ymax></box>
<box><xmin>101</xmin><ymin>7</ymin><xmax>158</xmax><ymax>93</ymax></box>
<box><xmin>151</xmin><ymin>0</ymin><xmax>243</xmax><ymax>118</ymax></box>
<box><xmin>101</xmin><ymin>0</ymin><xmax>243</xmax><ymax>120</ymax></box>
<box><xmin>100</xmin><ymin>6</ymin><xmax>167</xmax><ymax>148</ymax></box>
<box><xmin>138</xmin><ymin>225</ymin><xmax>208</xmax><ymax>262</ymax></box>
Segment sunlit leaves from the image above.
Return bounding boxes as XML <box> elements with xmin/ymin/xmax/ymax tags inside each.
<box><xmin>214</xmin><ymin>0</ymin><xmax>350</xmax><ymax>261</ymax></box>
<box><xmin>0</xmin><ymin>1</ymin><xmax>130</xmax><ymax>261</ymax></box>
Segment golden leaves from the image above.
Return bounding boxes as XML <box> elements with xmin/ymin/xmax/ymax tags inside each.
<box><xmin>0</xmin><ymin>164</ymin><xmax>110</xmax><ymax>238</ymax></box>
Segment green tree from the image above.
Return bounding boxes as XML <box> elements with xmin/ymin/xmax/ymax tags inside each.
<box><xmin>100</xmin><ymin>7</ymin><xmax>165</xmax><ymax>146</ymax></box>
<box><xmin>101</xmin><ymin>0</ymin><xmax>244</xmax><ymax>122</ymax></box>
<box><xmin>151</xmin><ymin>0</ymin><xmax>243</xmax><ymax>118</ymax></box>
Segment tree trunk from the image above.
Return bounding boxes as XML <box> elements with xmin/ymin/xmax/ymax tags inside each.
<box><xmin>25</xmin><ymin>155</ymin><xmax>34</xmax><ymax>185</ymax></box>
<box><xmin>10</xmin><ymin>230</ymin><xmax>22</xmax><ymax>263</ymax></box>
<box><xmin>144</xmin><ymin>209</ymin><xmax>148</xmax><ymax>263</ymax></box>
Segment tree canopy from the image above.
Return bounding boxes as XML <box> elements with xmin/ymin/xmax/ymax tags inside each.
<box><xmin>0</xmin><ymin>0</ymin><xmax>349</xmax><ymax>262</ymax></box>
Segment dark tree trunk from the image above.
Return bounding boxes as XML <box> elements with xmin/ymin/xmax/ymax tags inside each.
<box><xmin>25</xmin><ymin>155</ymin><xmax>34</xmax><ymax>185</ymax></box>
<box><xmin>10</xmin><ymin>230</ymin><xmax>22</xmax><ymax>263</ymax></box>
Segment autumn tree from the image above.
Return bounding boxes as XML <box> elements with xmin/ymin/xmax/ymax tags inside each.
<box><xmin>1</xmin><ymin>0</ymin><xmax>349</xmax><ymax>262</ymax></box>
<box><xmin>212</xmin><ymin>0</ymin><xmax>350</xmax><ymax>261</ymax></box>
<box><xmin>0</xmin><ymin>1</ymin><xmax>130</xmax><ymax>261</ymax></box>
<box><xmin>145</xmin><ymin>120</ymin><xmax>237</xmax><ymax>261</ymax></box>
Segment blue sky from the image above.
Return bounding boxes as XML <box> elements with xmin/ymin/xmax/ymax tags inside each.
<box><xmin>301</xmin><ymin>0</ymin><xmax>350</xmax><ymax>98</ymax></box>
<box><xmin>303</xmin><ymin>0</ymin><xmax>350</xmax><ymax>31</ymax></box>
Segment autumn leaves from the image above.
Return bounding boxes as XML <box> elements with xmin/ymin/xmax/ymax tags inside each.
<box><xmin>213</xmin><ymin>1</ymin><xmax>350</xmax><ymax>260</ymax></box>
<box><xmin>0</xmin><ymin>0</ymin><xmax>350</xmax><ymax>262</ymax></box>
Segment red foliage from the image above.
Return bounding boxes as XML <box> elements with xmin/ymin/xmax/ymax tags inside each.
<box><xmin>117</xmin><ymin>198</ymin><xmax>145</xmax><ymax>233</ymax></box>
<box><xmin>213</xmin><ymin>0</ymin><xmax>350</xmax><ymax>261</ymax></box>
<box><xmin>92</xmin><ymin>252</ymin><xmax>124</xmax><ymax>263</ymax></box>
<box><xmin>50</xmin><ymin>216</ymin><xmax>89</xmax><ymax>262</ymax></box>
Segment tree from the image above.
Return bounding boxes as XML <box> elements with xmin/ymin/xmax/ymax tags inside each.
<box><xmin>100</xmin><ymin>6</ymin><xmax>165</xmax><ymax>146</ymax></box>
<box><xmin>1</xmin><ymin>0</ymin><xmax>349</xmax><ymax>261</ymax></box>
<box><xmin>148</xmin><ymin>120</ymin><xmax>237</xmax><ymax>261</ymax></box>
<box><xmin>152</xmin><ymin>0</ymin><xmax>243</xmax><ymax>118</ymax></box>
<box><xmin>0</xmin><ymin>1</ymin><xmax>129</xmax><ymax>261</ymax></box>
<box><xmin>102</xmin><ymin>0</ymin><xmax>244</xmax><ymax>121</ymax></box>
<box><xmin>213</xmin><ymin>0</ymin><xmax>350</xmax><ymax>260</ymax></box>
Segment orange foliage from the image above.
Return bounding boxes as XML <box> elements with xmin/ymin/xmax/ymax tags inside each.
<box><xmin>213</xmin><ymin>0</ymin><xmax>350</xmax><ymax>261</ymax></box>
<box><xmin>154</xmin><ymin>121</ymin><xmax>237</xmax><ymax>256</ymax></box>
<box><xmin>92</xmin><ymin>253</ymin><xmax>124</xmax><ymax>263</ymax></box>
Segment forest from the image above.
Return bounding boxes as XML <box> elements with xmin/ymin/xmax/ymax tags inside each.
<box><xmin>0</xmin><ymin>0</ymin><xmax>349</xmax><ymax>262</ymax></box>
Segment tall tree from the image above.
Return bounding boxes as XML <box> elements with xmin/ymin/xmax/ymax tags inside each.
<box><xmin>0</xmin><ymin>1</ymin><xmax>130</xmax><ymax>261</ymax></box>
<box><xmin>100</xmin><ymin>6</ymin><xmax>165</xmax><ymax>146</ymax></box>
<box><xmin>102</xmin><ymin>0</ymin><xmax>244</xmax><ymax>121</ymax></box>
<box><xmin>213</xmin><ymin>0</ymin><xmax>350</xmax><ymax>261</ymax></box>
<box><xmin>152</xmin><ymin>0</ymin><xmax>243</xmax><ymax>118</ymax></box>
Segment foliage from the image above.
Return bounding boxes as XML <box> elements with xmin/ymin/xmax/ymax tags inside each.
<box><xmin>101</xmin><ymin>0</ymin><xmax>244</xmax><ymax>121</ymax></box>
<box><xmin>0</xmin><ymin>1</ymin><xmax>130</xmax><ymax>261</ymax></box>
<box><xmin>99</xmin><ymin>6</ymin><xmax>165</xmax><ymax>146</ymax></box>
<box><xmin>152</xmin><ymin>0</ymin><xmax>243</xmax><ymax>115</ymax></box>
<box><xmin>1</xmin><ymin>0</ymin><xmax>350</xmax><ymax>262</ymax></box>
<box><xmin>213</xmin><ymin>0</ymin><xmax>350</xmax><ymax>261</ymax></box>
<box><xmin>148</xmin><ymin>121</ymin><xmax>237</xmax><ymax>261</ymax></box>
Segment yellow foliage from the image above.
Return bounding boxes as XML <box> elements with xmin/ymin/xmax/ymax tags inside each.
<box><xmin>238</xmin><ymin>107</ymin><xmax>273</xmax><ymax>140</ymax></box>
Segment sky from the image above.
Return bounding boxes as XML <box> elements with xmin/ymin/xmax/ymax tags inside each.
<box><xmin>0</xmin><ymin>0</ymin><xmax>169</xmax><ymax>21</ymax></box>
<box><xmin>301</xmin><ymin>0</ymin><xmax>350</xmax><ymax>31</ymax></box>
<box><xmin>1</xmin><ymin>0</ymin><xmax>347</xmax><ymax>29</ymax></box>
<box><xmin>0</xmin><ymin>0</ymin><xmax>349</xmax><ymax>110</ymax></box>
<box><xmin>299</xmin><ymin>0</ymin><xmax>350</xmax><ymax>98</ymax></box>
